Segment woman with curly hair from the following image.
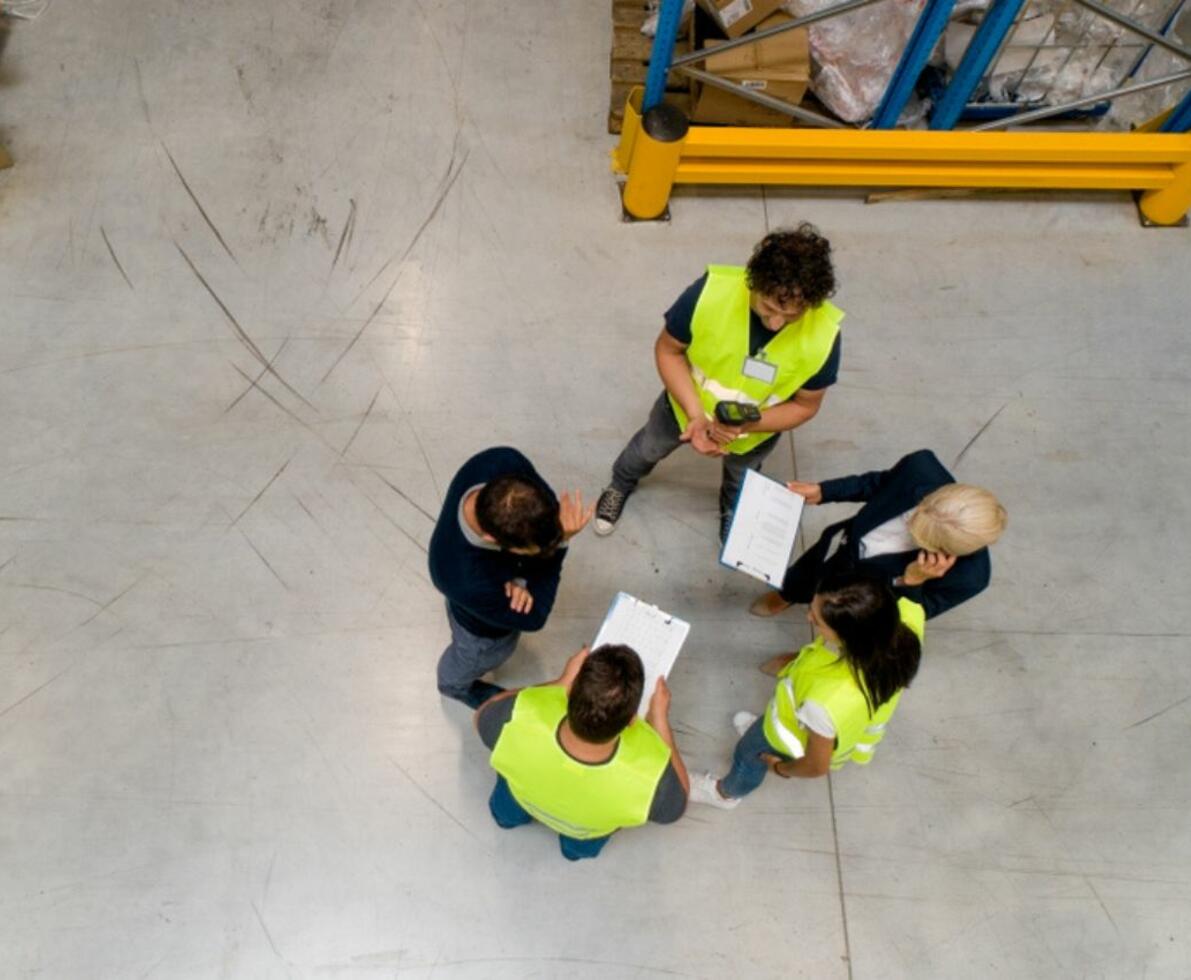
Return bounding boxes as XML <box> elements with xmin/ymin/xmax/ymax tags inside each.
<box><xmin>689</xmin><ymin>571</ymin><xmax>924</xmax><ymax>808</ymax></box>
<box><xmin>593</xmin><ymin>223</ymin><xmax>844</xmax><ymax>542</ymax></box>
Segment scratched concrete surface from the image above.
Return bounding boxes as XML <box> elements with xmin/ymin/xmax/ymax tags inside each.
<box><xmin>1</xmin><ymin>2</ymin><xmax>1189</xmax><ymax>978</ymax></box>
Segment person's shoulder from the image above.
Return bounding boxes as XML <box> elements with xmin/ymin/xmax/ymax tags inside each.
<box><xmin>459</xmin><ymin>446</ymin><xmax>536</xmax><ymax>480</ymax></box>
<box><xmin>476</xmin><ymin>693</ymin><xmax>517</xmax><ymax>749</ymax></box>
<box><xmin>893</xmin><ymin>449</ymin><xmax>953</xmax><ymax>484</ymax></box>
<box><xmin>954</xmin><ymin>546</ymin><xmax>991</xmax><ymax>587</ymax></box>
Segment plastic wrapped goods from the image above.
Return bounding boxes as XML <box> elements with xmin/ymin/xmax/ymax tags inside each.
<box><xmin>943</xmin><ymin>0</ymin><xmax>1189</xmax><ymax>128</ymax></box>
<box><xmin>784</xmin><ymin>0</ymin><xmax>926</xmax><ymax>123</ymax></box>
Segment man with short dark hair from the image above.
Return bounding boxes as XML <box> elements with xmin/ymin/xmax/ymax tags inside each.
<box><xmin>594</xmin><ymin>223</ymin><xmax>843</xmax><ymax>541</ymax></box>
<box><xmin>429</xmin><ymin>447</ymin><xmax>593</xmax><ymax>708</ymax></box>
<box><xmin>476</xmin><ymin>644</ymin><xmax>689</xmax><ymax>860</ymax></box>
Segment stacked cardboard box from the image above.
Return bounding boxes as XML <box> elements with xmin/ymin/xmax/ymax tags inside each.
<box><xmin>691</xmin><ymin>12</ymin><xmax>810</xmax><ymax>126</ymax></box>
<box><xmin>695</xmin><ymin>0</ymin><xmax>786</xmax><ymax>39</ymax></box>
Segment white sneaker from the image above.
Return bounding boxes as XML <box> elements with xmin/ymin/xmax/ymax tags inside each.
<box><xmin>688</xmin><ymin>771</ymin><xmax>740</xmax><ymax>810</ymax></box>
<box><xmin>732</xmin><ymin>711</ymin><xmax>759</xmax><ymax>737</ymax></box>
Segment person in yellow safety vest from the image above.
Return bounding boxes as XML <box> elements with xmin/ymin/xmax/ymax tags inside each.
<box><xmin>594</xmin><ymin>223</ymin><xmax>843</xmax><ymax>543</ymax></box>
<box><xmin>476</xmin><ymin>643</ymin><xmax>689</xmax><ymax>860</ymax></box>
<box><xmin>688</xmin><ymin>571</ymin><xmax>923</xmax><ymax>809</ymax></box>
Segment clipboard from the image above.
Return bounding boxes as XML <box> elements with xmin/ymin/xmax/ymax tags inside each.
<box><xmin>592</xmin><ymin>592</ymin><xmax>690</xmax><ymax>716</ymax></box>
<box><xmin>719</xmin><ymin>469</ymin><xmax>804</xmax><ymax>585</ymax></box>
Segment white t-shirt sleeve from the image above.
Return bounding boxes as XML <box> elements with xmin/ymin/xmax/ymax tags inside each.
<box><xmin>795</xmin><ymin>699</ymin><xmax>836</xmax><ymax>739</ymax></box>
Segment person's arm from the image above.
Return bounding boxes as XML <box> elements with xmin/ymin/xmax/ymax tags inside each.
<box><xmin>894</xmin><ymin>552</ymin><xmax>989</xmax><ymax>619</ymax></box>
<box><xmin>654</xmin><ymin>330</ymin><xmax>724</xmax><ymax>457</ymax></box>
<box><xmin>743</xmin><ymin>387</ymin><xmax>826</xmax><ymax>435</ymax></box>
<box><xmin>819</xmin><ymin>449</ymin><xmax>946</xmax><ymax>504</ymax></box>
<box><xmin>761</xmin><ymin>731</ymin><xmax>833</xmax><ymax>778</ymax></box>
<box><xmin>512</xmin><ymin>548</ymin><xmax>567</xmax><ymax>631</ymax></box>
<box><xmin>645</xmin><ymin>677</ymin><xmax>690</xmax><ymax>794</ymax></box>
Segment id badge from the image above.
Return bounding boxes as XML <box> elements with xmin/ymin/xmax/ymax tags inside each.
<box><xmin>742</xmin><ymin>355</ymin><xmax>778</xmax><ymax>384</ymax></box>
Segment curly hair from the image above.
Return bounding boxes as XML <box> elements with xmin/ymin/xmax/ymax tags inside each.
<box><xmin>745</xmin><ymin>222</ymin><xmax>836</xmax><ymax>308</ymax></box>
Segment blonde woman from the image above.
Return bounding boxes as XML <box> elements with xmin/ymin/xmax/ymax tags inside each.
<box><xmin>750</xmin><ymin>449</ymin><xmax>1007</xmax><ymax>620</ymax></box>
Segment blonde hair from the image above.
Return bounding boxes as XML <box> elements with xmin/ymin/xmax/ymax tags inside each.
<box><xmin>907</xmin><ymin>484</ymin><xmax>1007</xmax><ymax>556</ymax></box>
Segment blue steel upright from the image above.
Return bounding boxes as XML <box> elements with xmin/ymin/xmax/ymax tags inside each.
<box><xmin>930</xmin><ymin>0</ymin><xmax>1026</xmax><ymax>129</ymax></box>
<box><xmin>643</xmin><ymin>0</ymin><xmax>686</xmax><ymax>112</ymax></box>
<box><xmin>871</xmin><ymin>0</ymin><xmax>957</xmax><ymax>128</ymax></box>
<box><xmin>1160</xmin><ymin>85</ymin><xmax>1191</xmax><ymax>132</ymax></box>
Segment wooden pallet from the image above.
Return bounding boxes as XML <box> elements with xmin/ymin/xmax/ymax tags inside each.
<box><xmin>609</xmin><ymin>1</ymin><xmax>692</xmax><ymax>134</ymax></box>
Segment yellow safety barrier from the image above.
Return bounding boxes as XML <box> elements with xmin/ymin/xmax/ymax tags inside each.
<box><xmin>612</xmin><ymin>88</ymin><xmax>1191</xmax><ymax>225</ymax></box>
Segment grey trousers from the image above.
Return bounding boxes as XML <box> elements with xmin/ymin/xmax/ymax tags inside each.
<box><xmin>610</xmin><ymin>391</ymin><xmax>778</xmax><ymax>518</ymax></box>
<box><xmin>436</xmin><ymin>602</ymin><xmax>520</xmax><ymax>702</ymax></box>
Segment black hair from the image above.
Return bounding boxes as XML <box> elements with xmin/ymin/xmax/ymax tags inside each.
<box><xmin>746</xmin><ymin>222</ymin><xmax>836</xmax><ymax>308</ymax></box>
<box><xmin>815</xmin><ymin>571</ymin><xmax>921</xmax><ymax>715</ymax></box>
<box><xmin>567</xmin><ymin>644</ymin><xmax>644</xmax><ymax>744</ymax></box>
<box><xmin>475</xmin><ymin>475</ymin><xmax>563</xmax><ymax>554</ymax></box>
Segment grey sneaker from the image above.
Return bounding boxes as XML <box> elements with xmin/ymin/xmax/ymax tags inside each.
<box><xmin>732</xmin><ymin>711</ymin><xmax>758</xmax><ymax>736</ymax></box>
<box><xmin>688</xmin><ymin>771</ymin><xmax>740</xmax><ymax>810</ymax></box>
<box><xmin>594</xmin><ymin>486</ymin><xmax>627</xmax><ymax>536</ymax></box>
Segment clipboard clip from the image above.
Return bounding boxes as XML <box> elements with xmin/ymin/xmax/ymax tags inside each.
<box><xmin>734</xmin><ymin>560</ymin><xmax>772</xmax><ymax>583</ymax></box>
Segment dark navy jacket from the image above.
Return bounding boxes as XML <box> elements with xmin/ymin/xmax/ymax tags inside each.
<box><xmin>428</xmin><ymin>447</ymin><xmax>566</xmax><ymax>638</ymax></box>
<box><xmin>818</xmin><ymin>449</ymin><xmax>991</xmax><ymax>619</ymax></box>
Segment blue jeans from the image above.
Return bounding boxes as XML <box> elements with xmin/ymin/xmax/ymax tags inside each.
<box><xmin>719</xmin><ymin>715</ymin><xmax>794</xmax><ymax>799</ymax></box>
<box><xmin>437</xmin><ymin>602</ymin><xmax>520</xmax><ymax>708</ymax></box>
<box><xmin>488</xmin><ymin>776</ymin><xmax>612</xmax><ymax>861</ymax></box>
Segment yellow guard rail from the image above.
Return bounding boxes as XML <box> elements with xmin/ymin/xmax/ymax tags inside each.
<box><xmin>613</xmin><ymin>88</ymin><xmax>1191</xmax><ymax>225</ymax></box>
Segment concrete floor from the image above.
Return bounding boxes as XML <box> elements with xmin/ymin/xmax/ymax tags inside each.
<box><xmin>2</xmin><ymin>2</ymin><xmax>1190</xmax><ymax>978</ymax></box>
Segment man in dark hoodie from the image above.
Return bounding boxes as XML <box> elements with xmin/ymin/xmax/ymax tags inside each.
<box><xmin>428</xmin><ymin>447</ymin><xmax>593</xmax><ymax>708</ymax></box>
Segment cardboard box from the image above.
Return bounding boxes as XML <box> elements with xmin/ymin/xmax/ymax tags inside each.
<box><xmin>692</xmin><ymin>14</ymin><xmax>810</xmax><ymax>127</ymax></box>
<box><xmin>696</xmin><ymin>0</ymin><xmax>787</xmax><ymax>39</ymax></box>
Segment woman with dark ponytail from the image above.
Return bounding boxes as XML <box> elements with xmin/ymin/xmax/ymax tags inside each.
<box><xmin>689</xmin><ymin>571</ymin><xmax>922</xmax><ymax>809</ymax></box>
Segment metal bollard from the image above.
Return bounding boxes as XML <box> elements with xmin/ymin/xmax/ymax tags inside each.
<box><xmin>622</xmin><ymin>103</ymin><xmax>689</xmax><ymax>221</ymax></box>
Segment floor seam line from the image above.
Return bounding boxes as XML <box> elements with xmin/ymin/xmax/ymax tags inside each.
<box><xmin>827</xmin><ymin>772</ymin><xmax>854</xmax><ymax>980</ymax></box>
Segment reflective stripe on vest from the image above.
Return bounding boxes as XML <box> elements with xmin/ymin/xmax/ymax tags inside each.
<box><xmin>765</xmin><ymin>680</ymin><xmax>806</xmax><ymax>759</ymax></box>
<box><xmin>668</xmin><ymin>265</ymin><xmax>843</xmax><ymax>455</ymax></box>
<box><xmin>489</xmin><ymin>686</ymin><xmax>672</xmax><ymax>840</ymax></box>
<box><xmin>761</xmin><ymin>597</ymin><xmax>925</xmax><ymax>769</ymax></box>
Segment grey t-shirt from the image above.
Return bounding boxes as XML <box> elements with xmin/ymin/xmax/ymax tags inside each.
<box><xmin>477</xmin><ymin>693</ymin><xmax>687</xmax><ymax>824</ymax></box>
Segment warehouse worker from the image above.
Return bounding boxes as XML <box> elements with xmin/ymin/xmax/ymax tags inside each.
<box><xmin>688</xmin><ymin>572</ymin><xmax>922</xmax><ymax>808</ymax></box>
<box><xmin>429</xmin><ymin>446</ymin><xmax>593</xmax><ymax>709</ymax></box>
<box><xmin>748</xmin><ymin>449</ymin><xmax>1007</xmax><ymax>621</ymax></box>
<box><xmin>476</xmin><ymin>644</ymin><xmax>689</xmax><ymax>861</ymax></box>
<box><xmin>594</xmin><ymin>224</ymin><xmax>843</xmax><ymax>542</ymax></box>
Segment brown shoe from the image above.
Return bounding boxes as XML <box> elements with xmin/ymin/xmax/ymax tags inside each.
<box><xmin>760</xmin><ymin>653</ymin><xmax>798</xmax><ymax>677</ymax></box>
<box><xmin>749</xmin><ymin>590</ymin><xmax>791</xmax><ymax>618</ymax></box>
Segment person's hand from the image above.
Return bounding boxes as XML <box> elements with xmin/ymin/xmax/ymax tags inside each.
<box><xmin>505</xmin><ymin>580</ymin><xmax>534</xmax><ymax>614</ymax></box>
<box><xmin>902</xmin><ymin>550</ymin><xmax>957</xmax><ymax>587</ymax></box>
<box><xmin>759</xmin><ymin>752</ymin><xmax>790</xmax><ymax>777</ymax></box>
<box><xmin>645</xmin><ymin>676</ymin><xmax>671</xmax><ymax>727</ymax></box>
<box><xmin>786</xmin><ymin>480</ymin><xmax>822</xmax><ymax>504</ymax></box>
<box><xmin>555</xmin><ymin>645</ymin><xmax>589</xmax><ymax>690</ymax></box>
<box><xmin>679</xmin><ymin>418</ymin><xmax>725</xmax><ymax>457</ymax></box>
<box><xmin>708</xmin><ymin>421</ymin><xmax>743</xmax><ymax>447</ymax></box>
<box><xmin>558</xmin><ymin>489</ymin><xmax>595</xmax><ymax>540</ymax></box>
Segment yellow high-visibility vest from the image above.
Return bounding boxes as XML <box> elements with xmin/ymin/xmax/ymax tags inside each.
<box><xmin>490</xmin><ymin>686</ymin><xmax>672</xmax><ymax>839</ymax></box>
<box><xmin>668</xmin><ymin>265</ymin><xmax>843</xmax><ymax>455</ymax></box>
<box><xmin>762</xmin><ymin>598</ymin><xmax>925</xmax><ymax>769</ymax></box>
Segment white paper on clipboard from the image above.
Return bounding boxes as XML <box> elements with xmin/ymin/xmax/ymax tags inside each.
<box><xmin>592</xmin><ymin>592</ymin><xmax>690</xmax><ymax>716</ymax></box>
<box><xmin>719</xmin><ymin>469</ymin><xmax>804</xmax><ymax>585</ymax></box>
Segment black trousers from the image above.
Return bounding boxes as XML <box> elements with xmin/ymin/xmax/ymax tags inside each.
<box><xmin>777</xmin><ymin>524</ymin><xmax>854</xmax><ymax>604</ymax></box>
